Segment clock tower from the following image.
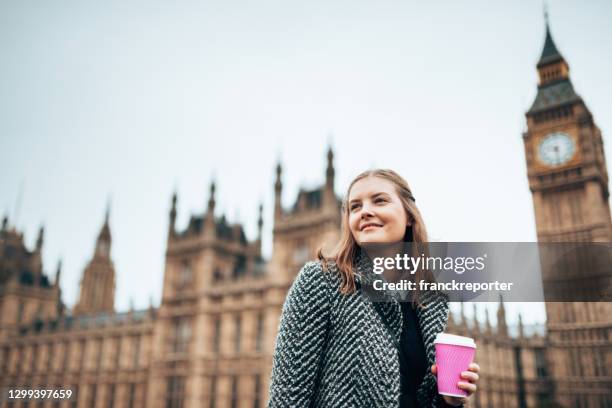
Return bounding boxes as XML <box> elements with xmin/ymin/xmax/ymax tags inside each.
<box><xmin>523</xmin><ymin>17</ymin><xmax>612</xmax><ymax>407</ymax></box>
<box><xmin>524</xmin><ymin>21</ymin><xmax>612</xmax><ymax>243</ymax></box>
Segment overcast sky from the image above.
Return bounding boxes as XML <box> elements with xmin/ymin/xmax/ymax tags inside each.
<box><xmin>1</xmin><ymin>0</ymin><xmax>611</xmax><ymax>326</ymax></box>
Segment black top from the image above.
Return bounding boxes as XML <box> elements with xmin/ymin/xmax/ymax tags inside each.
<box><xmin>399</xmin><ymin>301</ymin><xmax>428</xmax><ymax>408</ymax></box>
<box><xmin>399</xmin><ymin>302</ymin><xmax>460</xmax><ymax>408</ymax></box>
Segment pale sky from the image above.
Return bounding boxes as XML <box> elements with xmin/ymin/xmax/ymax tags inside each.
<box><xmin>1</xmin><ymin>0</ymin><xmax>611</xmax><ymax>327</ymax></box>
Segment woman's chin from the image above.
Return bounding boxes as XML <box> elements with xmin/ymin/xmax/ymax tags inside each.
<box><xmin>358</xmin><ymin>234</ymin><xmax>388</xmax><ymax>244</ymax></box>
<box><xmin>358</xmin><ymin>236</ymin><xmax>404</xmax><ymax>247</ymax></box>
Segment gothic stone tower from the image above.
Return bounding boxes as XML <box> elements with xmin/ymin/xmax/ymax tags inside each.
<box><xmin>147</xmin><ymin>182</ymin><xmax>268</xmax><ymax>408</ymax></box>
<box><xmin>0</xmin><ymin>216</ymin><xmax>63</xmax><ymax>341</ymax></box>
<box><xmin>73</xmin><ymin>205</ymin><xmax>116</xmax><ymax>316</ymax></box>
<box><xmin>270</xmin><ymin>146</ymin><xmax>342</xmax><ymax>284</ymax></box>
<box><xmin>523</xmin><ymin>19</ymin><xmax>612</xmax><ymax>407</ymax></box>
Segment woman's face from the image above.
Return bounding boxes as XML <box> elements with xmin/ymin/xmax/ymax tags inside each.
<box><xmin>348</xmin><ymin>176</ymin><xmax>410</xmax><ymax>245</ymax></box>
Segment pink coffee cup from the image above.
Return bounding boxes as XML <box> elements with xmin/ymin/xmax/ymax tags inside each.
<box><xmin>434</xmin><ymin>333</ymin><xmax>477</xmax><ymax>398</ymax></box>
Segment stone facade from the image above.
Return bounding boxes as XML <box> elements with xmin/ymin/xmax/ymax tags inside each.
<box><xmin>1</xmin><ymin>20</ymin><xmax>610</xmax><ymax>408</ymax></box>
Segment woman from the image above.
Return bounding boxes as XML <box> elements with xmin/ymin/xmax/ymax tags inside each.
<box><xmin>268</xmin><ymin>169</ymin><xmax>480</xmax><ymax>408</ymax></box>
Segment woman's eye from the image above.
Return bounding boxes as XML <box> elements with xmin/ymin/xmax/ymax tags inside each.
<box><xmin>350</xmin><ymin>203</ymin><xmax>361</xmax><ymax>211</ymax></box>
<box><xmin>375</xmin><ymin>197</ymin><xmax>387</xmax><ymax>203</ymax></box>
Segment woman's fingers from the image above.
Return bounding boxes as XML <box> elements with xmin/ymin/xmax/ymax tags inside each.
<box><xmin>431</xmin><ymin>364</ymin><xmax>437</xmax><ymax>375</ymax></box>
<box><xmin>457</xmin><ymin>381</ymin><xmax>477</xmax><ymax>394</ymax></box>
<box><xmin>460</xmin><ymin>371</ymin><xmax>479</xmax><ymax>382</ymax></box>
<box><xmin>468</xmin><ymin>362</ymin><xmax>480</xmax><ymax>372</ymax></box>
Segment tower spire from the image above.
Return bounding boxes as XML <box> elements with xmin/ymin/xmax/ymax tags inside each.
<box><xmin>74</xmin><ymin>204</ymin><xmax>116</xmax><ymax>316</ymax></box>
<box><xmin>326</xmin><ymin>145</ymin><xmax>335</xmax><ymax>189</ymax></box>
<box><xmin>528</xmin><ymin>8</ymin><xmax>575</xmax><ymax>113</ymax></box>
<box><xmin>204</xmin><ymin>180</ymin><xmax>217</xmax><ymax>238</ymax></box>
<box><xmin>207</xmin><ymin>180</ymin><xmax>216</xmax><ymax>214</ymax></box>
<box><xmin>274</xmin><ymin>162</ymin><xmax>283</xmax><ymax>220</ymax></box>
<box><xmin>54</xmin><ymin>259</ymin><xmax>62</xmax><ymax>288</ymax></box>
<box><xmin>105</xmin><ymin>196</ymin><xmax>111</xmax><ymax>225</ymax></box>
<box><xmin>323</xmin><ymin>144</ymin><xmax>337</xmax><ymax>212</ymax></box>
<box><xmin>257</xmin><ymin>203</ymin><xmax>263</xmax><ymax>239</ymax></box>
<box><xmin>537</xmin><ymin>8</ymin><xmax>563</xmax><ymax>68</ymax></box>
<box><xmin>497</xmin><ymin>294</ymin><xmax>508</xmax><ymax>336</ymax></box>
<box><xmin>169</xmin><ymin>190</ymin><xmax>177</xmax><ymax>237</ymax></box>
<box><xmin>36</xmin><ymin>225</ymin><xmax>44</xmax><ymax>251</ymax></box>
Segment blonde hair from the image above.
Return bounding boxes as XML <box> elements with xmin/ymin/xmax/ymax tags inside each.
<box><xmin>317</xmin><ymin>169</ymin><xmax>433</xmax><ymax>306</ymax></box>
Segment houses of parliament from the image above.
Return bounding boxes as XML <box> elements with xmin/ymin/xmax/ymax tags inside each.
<box><xmin>1</xmin><ymin>20</ymin><xmax>610</xmax><ymax>408</ymax></box>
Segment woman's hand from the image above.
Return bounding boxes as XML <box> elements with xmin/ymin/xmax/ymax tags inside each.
<box><xmin>431</xmin><ymin>362</ymin><xmax>480</xmax><ymax>407</ymax></box>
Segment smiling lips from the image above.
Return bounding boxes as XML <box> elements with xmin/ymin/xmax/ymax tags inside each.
<box><xmin>360</xmin><ymin>222</ymin><xmax>383</xmax><ymax>231</ymax></box>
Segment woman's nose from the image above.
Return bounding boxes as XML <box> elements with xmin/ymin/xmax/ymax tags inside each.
<box><xmin>360</xmin><ymin>206</ymin><xmax>374</xmax><ymax>219</ymax></box>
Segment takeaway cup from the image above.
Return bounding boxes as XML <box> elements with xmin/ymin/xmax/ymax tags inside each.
<box><xmin>434</xmin><ymin>333</ymin><xmax>477</xmax><ymax>398</ymax></box>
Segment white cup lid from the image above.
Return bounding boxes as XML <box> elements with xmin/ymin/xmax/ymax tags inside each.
<box><xmin>434</xmin><ymin>333</ymin><xmax>476</xmax><ymax>348</ymax></box>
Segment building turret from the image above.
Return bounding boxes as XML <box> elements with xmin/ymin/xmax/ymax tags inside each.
<box><xmin>274</xmin><ymin>162</ymin><xmax>283</xmax><ymax>220</ymax></box>
<box><xmin>324</xmin><ymin>146</ymin><xmax>335</xmax><ymax>208</ymax></box>
<box><xmin>74</xmin><ymin>205</ymin><xmax>116</xmax><ymax>316</ymax></box>
<box><xmin>497</xmin><ymin>294</ymin><xmax>508</xmax><ymax>337</ymax></box>
<box><xmin>204</xmin><ymin>181</ymin><xmax>216</xmax><ymax>238</ymax></box>
<box><xmin>207</xmin><ymin>181</ymin><xmax>216</xmax><ymax>214</ymax></box>
<box><xmin>36</xmin><ymin>225</ymin><xmax>44</xmax><ymax>251</ymax></box>
<box><xmin>54</xmin><ymin>259</ymin><xmax>62</xmax><ymax>288</ymax></box>
<box><xmin>34</xmin><ymin>225</ymin><xmax>45</xmax><ymax>283</ymax></box>
<box><xmin>95</xmin><ymin>202</ymin><xmax>112</xmax><ymax>258</ymax></box>
<box><xmin>256</xmin><ymin>203</ymin><xmax>263</xmax><ymax>254</ymax></box>
<box><xmin>169</xmin><ymin>191</ymin><xmax>177</xmax><ymax>238</ymax></box>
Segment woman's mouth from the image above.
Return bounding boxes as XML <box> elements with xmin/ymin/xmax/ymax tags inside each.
<box><xmin>361</xmin><ymin>223</ymin><xmax>383</xmax><ymax>231</ymax></box>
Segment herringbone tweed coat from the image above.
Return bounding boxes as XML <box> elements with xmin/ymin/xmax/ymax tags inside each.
<box><xmin>268</xmin><ymin>253</ymin><xmax>452</xmax><ymax>408</ymax></box>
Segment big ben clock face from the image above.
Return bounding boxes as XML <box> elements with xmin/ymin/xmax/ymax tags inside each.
<box><xmin>538</xmin><ymin>132</ymin><xmax>575</xmax><ymax>166</ymax></box>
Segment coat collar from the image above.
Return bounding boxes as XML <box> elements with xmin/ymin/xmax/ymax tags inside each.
<box><xmin>353</xmin><ymin>249</ymin><xmax>449</xmax><ymax>406</ymax></box>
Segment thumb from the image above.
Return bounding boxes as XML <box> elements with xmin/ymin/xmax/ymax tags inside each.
<box><xmin>431</xmin><ymin>364</ymin><xmax>437</xmax><ymax>375</ymax></box>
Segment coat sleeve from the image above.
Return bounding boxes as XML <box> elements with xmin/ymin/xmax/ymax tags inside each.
<box><xmin>267</xmin><ymin>261</ymin><xmax>334</xmax><ymax>408</ymax></box>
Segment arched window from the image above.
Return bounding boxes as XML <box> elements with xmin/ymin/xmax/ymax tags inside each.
<box><xmin>234</xmin><ymin>315</ymin><xmax>242</xmax><ymax>353</ymax></box>
<box><xmin>213</xmin><ymin>317</ymin><xmax>221</xmax><ymax>353</ymax></box>
<box><xmin>171</xmin><ymin>318</ymin><xmax>192</xmax><ymax>353</ymax></box>
<box><xmin>165</xmin><ymin>376</ymin><xmax>185</xmax><ymax>408</ymax></box>
<box><xmin>255</xmin><ymin>313</ymin><xmax>264</xmax><ymax>352</ymax></box>
<box><xmin>230</xmin><ymin>377</ymin><xmax>238</xmax><ymax>408</ymax></box>
<box><xmin>17</xmin><ymin>301</ymin><xmax>25</xmax><ymax>324</ymax></box>
<box><xmin>253</xmin><ymin>375</ymin><xmax>262</xmax><ymax>408</ymax></box>
<box><xmin>178</xmin><ymin>260</ymin><xmax>192</xmax><ymax>288</ymax></box>
<box><xmin>209</xmin><ymin>377</ymin><xmax>217</xmax><ymax>408</ymax></box>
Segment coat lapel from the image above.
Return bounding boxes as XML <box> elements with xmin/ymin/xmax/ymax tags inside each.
<box><xmin>353</xmin><ymin>251</ymin><xmax>403</xmax><ymax>341</ymax></box>
<box><xmin>414</xmin><ymin>290</ymin><xmax>449</xmax><ymax>406</ymax></box>
<box><xmin>353</xmin><ymin>250</ymin><xmax>449</xmax><ymax>407</ymax></box>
